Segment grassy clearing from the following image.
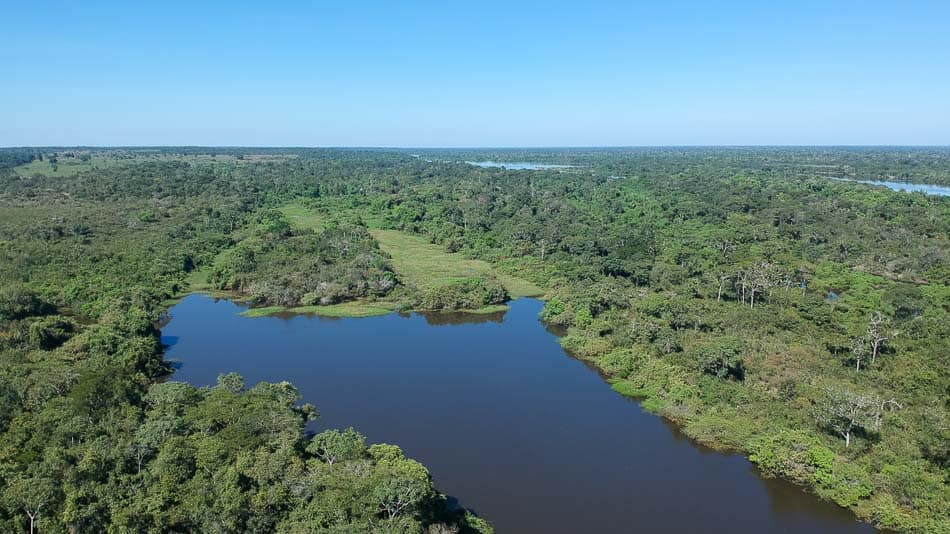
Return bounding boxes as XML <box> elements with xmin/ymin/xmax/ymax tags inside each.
<box><xmin>370</xmin><ymin>229</ymin><xmax>544</xmax><ymax>298</ymax></box>
<box><xmin>239</xmin><ymin>300</ymin><xmax>396</xmax><ymax>318</ymax></box>
<box><xmin>185</xmin><ymin>265</ymin><xmax>215</xmax><ymax>291</ymax></box>
<box><xmin>14</xmin><ymin>158</ymin><xmax>108</xmax><ymax>178</ymax></box>
<box><xmin>14</xmin><ymin>153</ymin><xmax>297</xmax><ymax>180</ymax></box>
<box><xmin>278</xmin><ymin>204</ymin><xmax>326</xmax><ymax>232</ymax></box>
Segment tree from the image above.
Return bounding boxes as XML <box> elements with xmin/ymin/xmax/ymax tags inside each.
<box><xmin>696</xmin><ymin>337</ymin><xmax>745</xmax><ymax>380</ymax></box>
<box><xmin>0</xmin><ymin>286</ymin><xmax>52</xmax><ymax>320</ymax></box>
<box><xmin>306</xmin><ymin>427</ymin><xmax>366</xmax><ymax>466</ymax></box>
<box><xmin>4</xmin><ymin>475</ymin><xmax>58</xmax><ymax>534</ymax></box>
<box><xmin>849</xmin><ymin>335</ymin><xmax>870</xmax><ymax>371</ymax></box>
<box><xmin>715</xmin><ymin>271</ymin><xmax>730</xmax><ymax>302</ymax></box>
<box><xmin>815</xmin><ymin>386</ymin><xmax>900</xmax><ymax>447</ymax></box>
<box><xmin>373</xmin><ymin>476</ymin><xmax>429</xmax><ymax>520</ymax></box>
<box><xmin>865</xmin><ymin>312</ymin><xmax>892</xmax><ymax>366</ymax></box>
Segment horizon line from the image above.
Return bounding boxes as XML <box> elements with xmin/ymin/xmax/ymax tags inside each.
<box><xmin>3</xmin><ymin>144</ymin><xmax>950</xmax><ymax>150</ymax></box>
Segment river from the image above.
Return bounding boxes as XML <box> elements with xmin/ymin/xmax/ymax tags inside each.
<box><xmin>162</xmin><ymin>295</ymin><xmax>873</xmax><ymax>533</ymax></box>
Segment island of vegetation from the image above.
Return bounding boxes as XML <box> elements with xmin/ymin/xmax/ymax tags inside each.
<box><xmin>0</xmin><ymin>146</ymin><xmax>947</xmax><ymax>533</ymax></box>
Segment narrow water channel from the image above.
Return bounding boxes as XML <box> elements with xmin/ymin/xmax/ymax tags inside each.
<box><xmin>162</xmin><ymin>295</ymin><xmax>873</xmax><ymax>533</ymax></box>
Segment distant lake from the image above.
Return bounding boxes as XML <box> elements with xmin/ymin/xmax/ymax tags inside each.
<box><xmin>466</xmin><ymin>161</ymin><xmax>577</xmax><ymax>170</ymax></box>
<box><xmin>834</xmin><ymin>177</ymin><xmax>950</xmax><ymax>197</ymax></box>
<box><xmin>163</xmin><ymin>295</ymin><xmax>873</xmax><ymax>533</ymax></box>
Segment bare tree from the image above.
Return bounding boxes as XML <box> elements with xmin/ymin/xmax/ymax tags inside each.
<box><xmin>849</xmin><ymin>336</ymin><xmax>870</xmax><ymax>371</ymax></box>
<box><xmin>816</xmin><ymin>386</ymin><xmax>900</xmax><ymax>447</ymax></box>
<box><xmin>874</xmin><ymin>398</ymin><xmax>902</xmax><ymax>430</ymax></box>
<box><xmin>716</xmin><ymin>271</ymin><xmax>730</xmax><ymax>302</ymax></box>
<box><xmin>737</xmin><ymin>261</ymin><xmax>779</xmax><ymax>309</ymax></box>
<box><xmin>866</xmin><ymin>312</ymin><xmax>892</xmax><ymax>366</ymax></box>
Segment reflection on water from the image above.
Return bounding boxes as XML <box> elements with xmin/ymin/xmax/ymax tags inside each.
<box><xmin>417</xmin><ymin>309</ymin><xmax>507</xmax><ymax>326</ymax></box>
<box><xmin>163</xmin><ymin>295</ymin><xmax>873</xmax><ymax>534</ymax></box>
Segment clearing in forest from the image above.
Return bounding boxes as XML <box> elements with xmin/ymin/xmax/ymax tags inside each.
<box><xmin>277</xmin><ymin>204</ymin><xmax>326</xmax><ymax>232</ymax></box>
<box><xmin>369</xmin><ymin>229</ymin><xmax>544</xmax><ymax>298</ymax></box>
<box><xmin>273</xmin><ymin>203</ymin><xmax>544</xmax><ymax>307</ymax></box>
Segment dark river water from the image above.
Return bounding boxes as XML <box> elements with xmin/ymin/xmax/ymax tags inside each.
<box><xmin>162</xmin><ymin>295</ymin><xmax>873</xmax><ymax>533</ymax></box>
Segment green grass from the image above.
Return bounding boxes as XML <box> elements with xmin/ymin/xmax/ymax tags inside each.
<box><xmin>14</xmin><ymin>153</ymin><xmax>298</xmax><ymax>180</ymax></box>
<box><xmin>278</xmin><ymin>204</ymin><xmax>326</xmax><ymax>232</ymax></box>
<box><xmin>266</xmin><ymin>204</ymin><xmax>542</xmax><ymax>315</ymax></box>
<box><xmin>14</xmin><ymin>158</ymin><xmax>108</xmax><ymax>178</ymax></box>
<box><xmin>239</xmin><ymin>300</ymin><xmax>396</xmax><ymax>318</ymax></box>
<box><xmin>369</xmin><ymin>229</ymin><xmax>544</xmax><ymax>298</ymax></box>
<box><xmin>185</xmin><ymin>265</ymin><xmax>215</xmax><ymax>291</ymax></box>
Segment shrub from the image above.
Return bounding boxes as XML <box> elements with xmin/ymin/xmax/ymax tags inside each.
<box><xmin>814</xmin><ymin>460</ymin><xmax>873</xmax><ymax>508</ymax></box>
<box><xmin>694</xmin><ymin>336</ymin><xmax>745</xmax><ymax>380</ymax></box>
<box><xmin>418</xmin><ymin>277</ymin><xmax>509</xmax><ymax>310</ymax></box>
<box><xmin>0</xmin><ymin>286</ymin><xmax>53</xmax><ymax>320</ymax></box>
<box><xmin>28</xmin><ymin>316</ymin><xmax>75</xmax><ymax>350</ymax></box>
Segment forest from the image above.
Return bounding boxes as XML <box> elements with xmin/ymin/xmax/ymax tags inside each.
<box><xmin>0</xmin><ymin>146</ymin><xmax>947</xmax><ymax>532</ymax></box>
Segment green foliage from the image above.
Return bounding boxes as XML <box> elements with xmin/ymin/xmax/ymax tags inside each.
<box><xmin>0</xmin><ymin>286</ymin><xmax>53</xmax><ymax>320</ymax></box>
<box><xmin>0</xmin><ymin>150</ymin><xmax>484</xmax><ymax>533</ymax></box>
<box><xmin>749</xmin><ymin>430</ymin><xmax>825</xmax><ymax>480</ymax></box>
<box><xmin>814</xmin><ymin>460</ymin><xmax>874</xmax><ymax>508</ymax></box>
<box><xmin>211</xmin><ymin>217</ymin><xmax>398</xmax><ymax>307</ymax></box>
<box><xmin>540</xmin><ymin>297</ymin><xmax>566</xmax><ymax>323</ymax></box>
<box><xmin>597</xmin><ymin>348</ymin><xmax>647</xmax><ymax>378</ymax></box>
<box><xmin>572</xmin><ymin>306</ymin><xmax>593</xmax><ymax>327</ymax></box>
<box><xmin>417</xmin><ymin>277</ymin><xmax>508</xmax><ymax>311</ymax></box>
<box><xmin>693</xmin><ymin>336</ymin><xmax>746</xmax><ymax>380</ymax></box>
<box><xmin>27</xmin><ymin>316</ymin><xmax>75</xmax><ymax>350</ymax></box>
<box><xmin>1</xmin><ymin>146</ymin><xmax>948</xmax><ymax>531</ymax></box>
<box><xmin>307</xmin><ymin>428</ymin><xmax>367</xmax><ymax>465</ymax></box>
<box><xmin>609</xmin><ymin>356</ymin><xmax>696</xmax><ymax>415</ymax></box>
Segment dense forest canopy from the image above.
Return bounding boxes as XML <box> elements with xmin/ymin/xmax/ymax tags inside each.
<box><xmin>0</xmin><ymin>146</ymin><xmax>947</xmax><ymax>533</ymax></box>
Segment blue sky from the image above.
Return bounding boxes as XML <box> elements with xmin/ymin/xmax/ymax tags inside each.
<box><xmin>3</xmin><ymin>1</ymin><xmax>948</xmax><ymax>146</ymax></box>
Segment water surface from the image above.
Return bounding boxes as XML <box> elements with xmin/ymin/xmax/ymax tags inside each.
<box><xmin>833</xmin><ymin>177</ymin><xmax>950</xmax><ymax>196</ymax></box>
<box><xmin>466</xmin><ymin>161</ymin><xmax>576</xmax><ymax>170</ymax></box>
<box><xmin>163</xmin><ymin>295</ymin><xmax>873</xmax><ymax>533</ymax></box>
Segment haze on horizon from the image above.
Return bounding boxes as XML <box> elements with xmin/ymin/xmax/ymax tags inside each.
<box><xmin>3</xmin><ymin>1</ymin><xmax>949</xmax><ymax>147</ymax></box>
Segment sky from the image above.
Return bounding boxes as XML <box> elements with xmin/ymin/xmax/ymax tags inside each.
<box><xmin>2</xmin><ymin>1</ymin><xmax>949</xmax><ymax>147</ymax></box>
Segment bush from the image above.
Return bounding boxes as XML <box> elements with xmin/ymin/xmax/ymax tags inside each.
<box><xmin>597</xmin><ymin>348</ymin><xmax>647</xmax><ymax>378</ymax></box>
<box><xmin>749</xmin><ymin>430</ymin><xmax>823</xmax><ymax>481</ymax></box>
<box><xmin>0</xmin><ymin>286</ymin><xmax>52</xmax><ymax>320</ymax></box>
<box><xmin>28</xmin><ymin>316</ymin><xmax>75</xmax><ymax>350</ymax></box>
<box><xmin>540</xmin><ymin>297</ymin><xmax>572</xmax><ymax>326</ymax></box>
<box><xmin>814</xmin><ymin>460</ymin><xmax>873</xmax><ymax>508</ymax></box>
<box><xmin>418</xmin><ymin>277</ymin><xmax>508</xmax><ymax>310</ymax></box>
<box><xmin>694</xmin><ymin>336</ymin><xmax>745</xmax><ymax>380</ymax></box>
